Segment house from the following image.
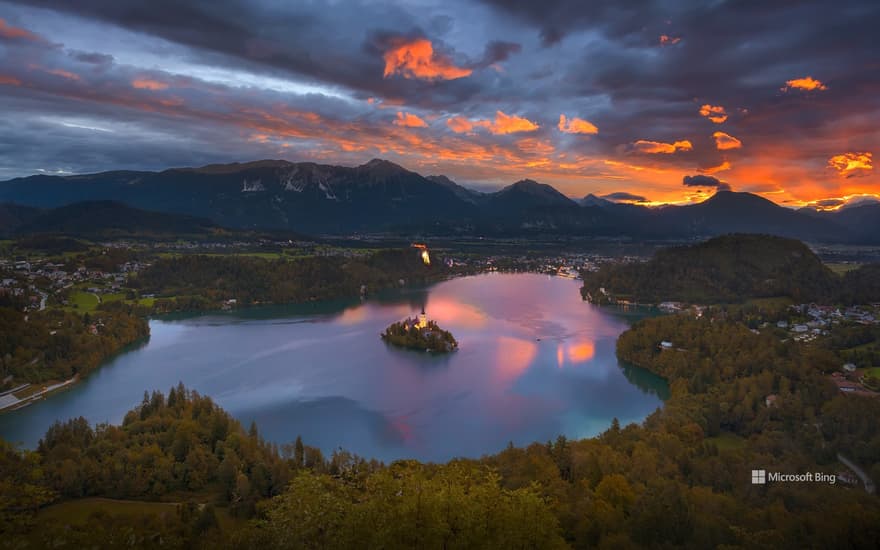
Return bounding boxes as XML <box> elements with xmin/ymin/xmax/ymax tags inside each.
<box><xmin>660</xmin><ymin>341</ymin><xmax>674</xmax><ymax>350</ymax></box>
<box><xmin>843</xmin><ymin>363</ymin><xmax>857</xmax><ymax>373</ymax></box>
<box><xmin>765</xmin><ymin>394</ymin><xmax>779</xmax><ymax>407</ymax></box>
<box><xmin>777</xmin><ymin>320</ymin><xmax>789</xmax><ymax>329</ymax></box>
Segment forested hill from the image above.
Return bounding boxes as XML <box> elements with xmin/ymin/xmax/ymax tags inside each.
<box><xmin>581</xmin><ymin>234</ymin><xmax>841</xmax><ymax>304</ymax></box>
<box><xmin>0</xmin><ymin>200</ymin><xmax>220</xmax><ymax>238</ymax></box>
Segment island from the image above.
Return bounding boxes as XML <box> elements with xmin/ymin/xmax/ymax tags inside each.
<box><xmin>381</xmin><ymin>307</ymin><xmax>458</xmax><ymax>352</ymax></box>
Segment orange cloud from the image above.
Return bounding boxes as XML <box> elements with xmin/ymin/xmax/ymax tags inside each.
<box><xmin>515</xmin><ymin>137</ymin><xmax>554</xmax><ymax>156</ymax></box>
<box><xmin>632</xmin><ymin>139</ymin><xmax>693</xmax><ymax>154</ymax></box>
<box><xmin>487</xmin><ymin>111</ymin><xmax>539</xmax><ymax>135</ymax></box>
<box><xmin>132</xmin><ymin>78</ymin><xmax>169</xmax><ymax>91</ymax></box>
<box><xmin>828</xmin><ymin>152</ymin><xmax>873</xmax><ymax>177</ymax></box>
<box><xmin>558</xmin><ymin>114</ymin><xmax>598</xmax><ymax>134</ymax></box>
<box><xmin>713</xmin><ymin>131</ymin><xmax>742</xmax><ymax>150</ymax></box>
<box><xmin>393</xmin><ymin>111</ymin><xmax>428</xmax><ymax>128</ymax></box>
<box><xmin>46</xmin><ymin>68</ymin><xmax>80</xmax><ymax>81</ymax></box>
<box><xmin>446</xmin><ymin>116</ymin><xmax>474</xmax><ymax>134</ymax></box>
<box><xmin>0</xmin><ymin>18</ymin><xmax>38</xmax><ymax>41</ymax></box>
<box><xmin>659</xmin><ymin>34</ymin><xmax>681</xmax><ymax>46</ymax></box>
<box><xmin>782</xmin><ymin>76</ymin><xmax>827</xmax><ymax>92</ymax></box>
<box><xmin>699</xmin><ymin>160</ymin><xmax>732</xmax><ymax>174</ymax></box>
<box><xmin>699</xmin><ymin>104</ymin><xmax>727</xmax><ymax>124</ymax></box>
<box><xmin>382</xmin><ymin>38</ymin><xmax>472</xmax><ymax>81</ymax></box>
<box><xmin>0</xmin><ymin>74</ymin><xmax>21</xmax><ymax>86</ymax></box>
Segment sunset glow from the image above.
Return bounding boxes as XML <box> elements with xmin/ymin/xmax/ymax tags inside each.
<box><xmin>382</xmin><ymin>38</ymin><xmax>472</xmax><ymax>81</ymax></box>
<box><xmin>782</xmin><ymin>76</ymin><xmax>828</xmax><ymax>92</ymax></box>
<box><xmin>699</xmin><ymin>104</ymin><xmax>728</xmax><ymax>124</ymax></box>
<box><xmin>0</xmin><ymin>2</ymin><xmax>876</xmax><ymax>207</ymax></box>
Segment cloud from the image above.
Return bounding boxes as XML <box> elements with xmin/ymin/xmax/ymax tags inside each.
<box><xmin>712</xmin><ymin>131</ymin><xmax>742</xmax><ymax>150</ymax></box>
<box><xmin>0</xmin><ymin>18</ymin><xmax>40</xmax><ymax>41</ymax></box>
<box><xmin>0</xmin><ymin>75</ymin><xmax>22</xmax><ymax>86</ymax></box>
<box><xmin>828</xmin><ymin>152</ymin><xmax>873</xmax><ymax>177</ymax></box>
<box><xmin>382</xmin><ymin>37</ymin><xmax>472</xmax><ymax>81</ymax></box>
<box><xmin>811</xmin><ymin>198</ymin><xmax>845</xmax><ymax>209</ymax></box>
<box><xmin>683</xmin><ymin>174</ymin><xmax>731</xmax><ymax>191</ymax></box>
<box><xmin>132</xmin><ymin>78</ymin><xmax>168</xmax><ymax>91</ymax></box>
<box><xmin>44</xmin><ymin>67</ymin><xmax>80</xmax><ymax>81</ymax></box>
<box><xmin>393</xmin><ymin>111</ymin><xmax>428</xmax><ymax>128</ymax></box>
<box><xmin>446</xmin><ymin>116</ymin><xmax>474</xmax><ymax>134</ymax></box>
<box><xmin>630</xmin><ymin>139</ymin><xmax>692</xmax><ymax>154</ymax></box>
<box><xmin>475</xmin><ymin>41</ymin><xmax>522</xmax><ymax>69</ymax></box>
<box><xmin>782</xmin><ymin>76</ymin><xmax>828</xmax><ymax>92</ymax></box>
<box><xmin>487</xmin><ymin>111</ymin><xmax>539</xmax><ymax>134</ymax></box>
<box><xmin>659</xmin><ymin>35</ymin><xmax>681</xmax><ymax>46</ymax></box>
<box><xmin>699</xmin><ymin>104</ymin><xmax>727</xmax><ymax>124</ymax></box>
<box><xmin>601</xmin><ymin>191</ymin><xmax>648</xmax><ymax>203</ymax></box>
<box><xmin>698</xmin><ymin>160</ymin><xmax>732</xmax><ymax>174</ymax></box>
<box><xmin>558</xmin><ymin>114</ymin><xmax>598</xmax><ymax>134</ymax></box>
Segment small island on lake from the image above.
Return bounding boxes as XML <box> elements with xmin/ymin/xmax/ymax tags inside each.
<box><xmin>381</xmin><ymin>307</ymin><xmax>458</xmax><ymax>352</ymax></box>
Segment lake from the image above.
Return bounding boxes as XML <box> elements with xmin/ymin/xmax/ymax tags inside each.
<box><xmin>0</xmin><ymin>273</ymin><xmax>667</xmax><ymax>462</ymax></box>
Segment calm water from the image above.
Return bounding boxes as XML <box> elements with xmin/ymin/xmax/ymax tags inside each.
<box><xmin>0</xmin><ymin>273</ymin><xmax>667</xmax><ymax>461</ymax></box>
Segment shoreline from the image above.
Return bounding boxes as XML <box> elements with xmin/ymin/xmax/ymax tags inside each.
<box><xmin>0</xmin><ymin>375</ymin><xmax>78</xmax><ymax>412</ymax></box>
<box><xmin>0</xmin><ymin>270</ymin><xmax>581</xmax><ymax>415</ymax></box>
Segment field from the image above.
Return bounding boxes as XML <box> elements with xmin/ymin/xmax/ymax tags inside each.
<box><xmin>827</xmin><ymin>262</ymin><xmax>863</xmax><ymax>275</ymax></box>
<box><xmin>67</xmin><ymin>290</ymin><xmax>100</xmax><ymax>311</ymax></box>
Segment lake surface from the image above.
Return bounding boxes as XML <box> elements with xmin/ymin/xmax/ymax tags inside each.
<box><xmin>0</xmin><ymin>273</ymin><xmax>667</xmax><ymax>462</ymax></box>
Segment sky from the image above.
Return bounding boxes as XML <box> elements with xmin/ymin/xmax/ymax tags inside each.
<box><xmin>0</xmin><ymin>0</ymin><xmax>877</xmax><ymax>207</ymax></box>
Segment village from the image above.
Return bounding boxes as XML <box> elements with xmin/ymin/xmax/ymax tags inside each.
<box><xmin>656</xmin><ymin>299</ymin><xmax>880</xmax><ymax>399</ymax></box>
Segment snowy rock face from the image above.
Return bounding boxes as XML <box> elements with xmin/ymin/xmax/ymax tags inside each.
<box><xmin>241</xmin><ymin>179</ymin><xmax>266</xmax><ymax>192</ymax></box>
<box><xmin>280</xmin><ymin>166</ymin><xmax>338</xmax><ymax>200</ymax></box>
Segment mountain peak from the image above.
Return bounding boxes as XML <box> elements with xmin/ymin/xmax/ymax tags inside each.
<box><xmin>702</xmin><ymin>190</ymin><xmax>775</xmax><ymax>207</ymax></box>
<box><xmin>580</xmin><ymin>193</ymin><xmax>614</xmax><ymax>208</ymax></box>
<box><xmin>495</xmin><ymin>179</ymin><xmax>575</xmax><ymax>207</ymax></box>
<box><xmin>186</xmin><ymin>159</ymin><xmax>293</xmax><ymax>174</ymax></box>
<box><xmin>359</xmin><ymin>158</ymin><xmax>407</xmax><ymax>172</ymax></box>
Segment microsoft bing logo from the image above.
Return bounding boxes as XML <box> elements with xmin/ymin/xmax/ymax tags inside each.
<box><xmin>751</xmin><ymin>469</ymin><xmax>766</xmax><ymax>484</ymax></box>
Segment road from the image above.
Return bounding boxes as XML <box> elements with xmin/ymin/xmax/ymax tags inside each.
<box><xmin>838</xmin><ymin>453</ymin><xmax>876</xmax><ymax>494</ymax></box>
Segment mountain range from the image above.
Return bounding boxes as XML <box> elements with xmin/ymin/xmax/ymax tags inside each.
<box><xmin>1</xmin><ymin>159</ymin><xmax>878</xmax><ymax>242</ymax></box>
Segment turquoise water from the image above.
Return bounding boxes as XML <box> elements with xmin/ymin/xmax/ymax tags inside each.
<box><xmin>0</xmin><ymin>273</ymin><xmax>667</xmax><ymax>462</ymax></box>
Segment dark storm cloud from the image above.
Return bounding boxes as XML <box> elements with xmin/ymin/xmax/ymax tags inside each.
<box><xmin>69</xmin><ymin>51</ymin><xmax>113</xmax><ymax>65</ymax></box>
<box><xmin>3</xmin><ymin>0</ymin><xmax>508</xmax><ymax>109</ymax></box>
<box><xmin>0</xmin><ymin>0</ymin><xmax>878</xmax><ymax>203</ymax></box>
<box><xmin>600</xmin><ymin>192</ymin><xmax>648</xmax><ymax>203</ymax></box>
<box><xmin>475</xmin><ymin>41</ymin><xmax>522</xmax><ymax>68</ymax></box>
<box><xmin>478</xmin><ymin>0</ymin><xmax>666</xmax><ymax>46</ymax></box>
<box><xmin>683</xmin><ymin>175</ymin><xmax>730</xmax><ymax>192</ymax></box>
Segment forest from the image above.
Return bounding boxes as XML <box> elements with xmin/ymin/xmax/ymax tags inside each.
<box><xmin>0</xmin><ymin>307</ymin><xmax>148</xmax><ymax>383</ymax></box>
<box><xmin>581</xmin><ymin>234</ymin><xmax>878</xmax><ymax>305</ymax></box>
<box><xmin>124</xmin><ymin>249</ymin><xmax>446</xmax><ymax>313</ymax></box>
<box><xmin>4</xmin><ymin>305</ymin><xmax>880</xmax><ymax>549</ymax></box>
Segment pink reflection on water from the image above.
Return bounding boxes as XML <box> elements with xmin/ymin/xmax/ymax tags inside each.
<box><xmin>492</xmin><ymin>336</ymin><xmax>537</xmax><ymax>385</ymax></box>
<box><xmin>424</xmin><ymin>297</ymin><xmax>488</xmax><ymax>328</ymax></box>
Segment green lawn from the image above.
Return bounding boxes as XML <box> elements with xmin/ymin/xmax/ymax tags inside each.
<box><xmin>67</xmin><ymin>291</ymin><xmax>100</xmax><ymax>311</ymax></box>
<box><xmin>101</xmin><ymin>292</ymin><xmax>127</xmax><ymax>303</ymax></box>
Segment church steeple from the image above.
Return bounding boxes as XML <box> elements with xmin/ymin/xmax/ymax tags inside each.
<box><xmin>418</xmin><ymin>306</ymin><xmax>427</xmax><ymax>329</ymax></box>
